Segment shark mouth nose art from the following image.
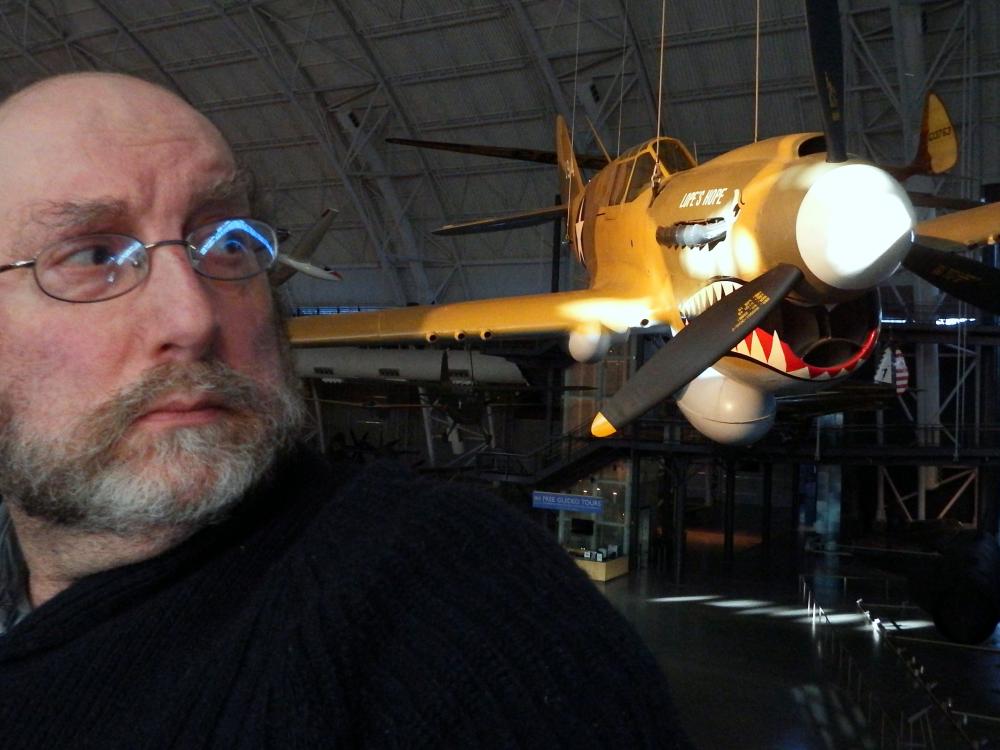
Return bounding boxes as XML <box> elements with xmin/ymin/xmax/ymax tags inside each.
<box><xmin>679</xmin><ymin>277</ymin><xmax>879</xmax><ymax>381</ymax></box>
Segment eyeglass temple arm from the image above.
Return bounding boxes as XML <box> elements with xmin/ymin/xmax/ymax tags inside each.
<box><xmin>0</xmin><ymin>260</ymin><xmax>36</xmax><ymax>274</ymax></box>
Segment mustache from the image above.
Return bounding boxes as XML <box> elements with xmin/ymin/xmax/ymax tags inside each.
<box><xmin>0</xmin><ymin>357</ymin><xmax>306</xmax><ymax>532</ymax></box>
<box><xmin>79</xmin><ymin>360</ymin><xmax>278</xmax><ymax>456</ymax></box>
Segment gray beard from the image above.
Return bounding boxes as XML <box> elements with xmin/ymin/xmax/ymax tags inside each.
<box><xmin>0</xmin><ymin>359</ymin><xmax>306</xmax><ymax>535</ymax></box>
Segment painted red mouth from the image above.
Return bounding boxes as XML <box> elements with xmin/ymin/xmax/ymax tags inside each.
<box><xmin>731</xmin><ymin>326</ymin><xmax>878</xmax><ymax>380</ymax></box>
<box><xmin>681</xmin><ymin>278</ymin><xmax>879</xmax><ymax>380</ymax></box>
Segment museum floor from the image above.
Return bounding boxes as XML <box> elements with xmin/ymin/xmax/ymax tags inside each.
<box><xmin>603</xmin><ymin>530</ymin><xmax>1000</xmax><ymax>750</ymax></box>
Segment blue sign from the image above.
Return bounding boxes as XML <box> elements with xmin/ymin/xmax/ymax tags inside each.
<box><xmin>532</xmin><ymin>491</ymin><xmax>604</xmax><ymax>515</ymax></box>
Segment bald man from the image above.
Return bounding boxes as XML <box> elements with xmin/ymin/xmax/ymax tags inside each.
<box><xmin>0</xmin><ymin>74</ymin><xmax>687</xmax><ymax>749</ymax></box>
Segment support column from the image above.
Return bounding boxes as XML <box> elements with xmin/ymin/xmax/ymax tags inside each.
<box><xmin>791</xmin><ymin>462</ymin><xmax>802</xmax><ymax>536</ymax></box>
<box><xmin>761</xmin><ymin>462</ymin><xmax>773</xmax><ymax>552</ymax></box>
<box><xmin>628</xmin><ymin>448</ymin><xmax>641</xmax><ymax>570</ymax></box>
<box><xmin>673</xmin><ymin>458</ymin><xmax>687</xmax><ymax>584</ymax></box>
<box><xmin>724</xmin><ymin>457</ymin><xmax>736</xmax><ymax>568</ymax></box>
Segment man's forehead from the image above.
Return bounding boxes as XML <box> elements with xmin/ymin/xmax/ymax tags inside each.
<box><xmin>0</xmin><ymin>73</ymin><xmax>213</xmax><ymax>131</ymax></box>
<box><xmin>22</xmin><ymin>172</ymin><xmax>251</xmax><ymax>227</ymax></box>
<box><xmin>0</xmin><ymin>74</ymin><xmax>235</xmax><ymax>175</ymax></box>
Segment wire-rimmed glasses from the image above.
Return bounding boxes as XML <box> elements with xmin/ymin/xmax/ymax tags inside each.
<box><xmin>0</xmin><ymin>217</ymin><xmax>279</xmax><ymax>303</ymax></box>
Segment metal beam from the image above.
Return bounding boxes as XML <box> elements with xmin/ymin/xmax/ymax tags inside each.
<box><xmin>335</xmin><ymin>109</ymin><xmax>433</xmax><ymax>303</ymax></box>
<box><xmin>207</xmin><ymin>0</ymin><xmax>408</xmax><ymax>306</ymax></box>
<box><xmin>93</xmin><ymin>0</ymin><xmax>188</xmax><ymax>98</ymax></box>
<box><xmin>506</xmin><ymin>0</ymin><xmax>573</xmax><ymax>123</ymax></box>
<box><xmin>619</xmin><ymin>0</ymin><xmax>659</xmax><ymax>127</ymax></box>
<box><xmin>327</xmin><ymin>0</ymin><xmax>467</xmax><ymax>301</ymax></box>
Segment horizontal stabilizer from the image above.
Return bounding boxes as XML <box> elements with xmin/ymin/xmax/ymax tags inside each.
<box><xmin>386</xmin><ymin>137</ymin><xmax>608</xmax><ymax>170</ymax></box>
<box><xmin>434</xmin><ymin>205</ymin><xmax>566</xmax><ymax>236</ymax></box>
<box><xmin>907</xmin><ymin>192</ymin><xmax>983</xmax><ymax>211</ymax></box>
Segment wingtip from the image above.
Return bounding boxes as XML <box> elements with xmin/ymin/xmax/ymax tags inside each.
<box><xmin>591</xmin><ymin>412</ymin><xmax>617</xmax><ymax>438</ymax></box>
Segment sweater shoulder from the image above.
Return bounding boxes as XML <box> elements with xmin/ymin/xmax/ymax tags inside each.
<box><xmin>297</xmin><ymin>463</ymin><xmax>688</xmax><ymax>748</ymax></box>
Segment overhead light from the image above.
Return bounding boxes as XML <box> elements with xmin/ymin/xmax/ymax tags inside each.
<box><xmin>935</xmin><ymin>316</ymin><xmax>976</xmax><ymax>326</ymax></box>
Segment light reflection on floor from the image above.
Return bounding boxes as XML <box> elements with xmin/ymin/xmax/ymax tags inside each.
<box><xmin>601</xmin><ymin>540</ymin><xmax>997</xmax><ymax>749</ymax></box>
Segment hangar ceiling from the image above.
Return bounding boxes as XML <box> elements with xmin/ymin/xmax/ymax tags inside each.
<box><xmin>0</xmin><ymin>0</ymin><xmax>995</xmax><ymax>312</ymax></box>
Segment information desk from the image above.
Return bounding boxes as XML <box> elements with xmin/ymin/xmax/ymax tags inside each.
<box><xmin>572</xmin><ymin>554</ymin><xmax>629</xmax><ymax>582</ymax></box>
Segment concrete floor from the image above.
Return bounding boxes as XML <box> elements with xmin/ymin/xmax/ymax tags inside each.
<box><xmin>601</xmin><ymin>532</ymin><xmax>1000</xmax><ymax>749</ymax></box>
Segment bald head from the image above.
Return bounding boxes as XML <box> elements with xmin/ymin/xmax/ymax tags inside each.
<box><xmin>0</xmin><ymin>73</ymin><xmax>225</xmax><ymax>148</ymax></box>
<box><xmin>0</xmin><ymin>72</ymin><xmax>245</xmax><ymax>263</ymax></box>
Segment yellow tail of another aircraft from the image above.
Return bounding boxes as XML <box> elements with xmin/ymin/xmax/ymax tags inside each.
<box><xmin>918</xmin><ymin>92</ymin><xmax>958</xmax><ymax>175</ymax></box>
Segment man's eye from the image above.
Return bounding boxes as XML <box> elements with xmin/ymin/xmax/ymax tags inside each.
<box><xmin>219</xmin><ymin>235</ymin><xmax>251</xmax><ymax>255</ymax></box>
<box><xmin>58</xmin><ymin>243</ymin><xmax>118</xmax><ymax>267</ymax></box>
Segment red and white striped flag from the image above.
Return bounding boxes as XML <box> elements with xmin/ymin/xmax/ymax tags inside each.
<box><xmin>893</xmin><ymin>349</ymin><xmax>909</xmax><ymax>394</ymax></box>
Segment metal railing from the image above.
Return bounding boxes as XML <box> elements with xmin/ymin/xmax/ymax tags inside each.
<box><xmin>800</xmin><ymin>574</ymin><xmax>990</xmax><ymax>749</ymax></box>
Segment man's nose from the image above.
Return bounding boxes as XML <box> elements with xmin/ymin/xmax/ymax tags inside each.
<box><xmin>139</xmin><ymin>243</ymin><xmax>219</xmax><ymax>362</ymax></box>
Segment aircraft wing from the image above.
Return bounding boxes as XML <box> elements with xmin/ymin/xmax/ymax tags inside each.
<box><xmin>287</xmin><ymin>288</ymin><xmax>668</xmax><ymax>347</ymax></box>
<box><xmin>917</xmin><ymin>202</ymin><xmax>1000</xmax><ymax>247</ymax></box>
<box><xmin>270</xmin><ymin>209</ymin><xmax>338</xmax><ymax>287</ymax></box>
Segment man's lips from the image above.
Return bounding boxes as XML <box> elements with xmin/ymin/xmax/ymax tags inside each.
<box><xmin>134</xmin><ymin>397</ymin><xmax>229</xmax><ymax>428</ymax></box>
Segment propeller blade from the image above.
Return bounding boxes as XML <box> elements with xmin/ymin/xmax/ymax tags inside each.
<box><xmin>434</xmin><ymin>205</ymin><xmax>566</xmax><ymax>236</ymax></box>
<box><xmin>591</xmin><ymin>264</ymin><xmax>803</xmax><ymax>437</ymax></box>
<box><xmin>804</xmin><ymin>0</ymin><xmax>847</xmax><ymax>163</ymax></box>
<box><xmin>904</xmin><ymin>235</ymin><xmax>1000</xmax><ymax>314</ymax></box>
<box><xmin>386</xmin><ymin>138</ymin><xmax>608</xmax><ymax>170</ymax></box>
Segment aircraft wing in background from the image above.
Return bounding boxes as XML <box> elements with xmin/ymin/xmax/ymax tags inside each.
<box><xmin>287</xmin><ymin>287</ymin><xmax>669</xmax><ymax>364</ymax></box>
<box><xmin>270</xmin><ymin>208</ymin><xmax>340</xmax><ymax>286</ymax></box>
<box><xmin>916</xmin><ymin>201</ymin><xmax>1000</xmax><ymax>247</ymax></box>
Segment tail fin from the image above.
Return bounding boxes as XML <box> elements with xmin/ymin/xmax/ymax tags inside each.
<box><xmin>914</xmin><ymin>92</ymin><xmax>957</xmax><ymax>175</ymax></box>
<box><xmin>556</xmin><ymin>116</ymin><xmax>585</xmax><ymax>251</ymax></box>
<box><xmin>913</xmin><ymin>93</ymin><xmax>958</xmax><ymax>174</ymax></box>
<box><xmin>882</xmin><ymin>93</ymin><xmax>958</xmax><ymax>181</ymax></box>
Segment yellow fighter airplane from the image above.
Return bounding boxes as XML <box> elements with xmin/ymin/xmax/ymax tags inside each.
<box><xmin>287</xmin><ymin>0</ymin><xmax>1000</xmax><ymax>445</ymax></box>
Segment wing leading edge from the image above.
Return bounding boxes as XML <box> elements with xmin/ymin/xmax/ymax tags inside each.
<box><xmin>917</xmin><ymin>202</ymin><xmax>1000</xmax><ymax>248</ymax></box>
<box><xmin>287</xmin><ymin>288</ymin><xmax>667</xmax><ymax>347</ymax></box>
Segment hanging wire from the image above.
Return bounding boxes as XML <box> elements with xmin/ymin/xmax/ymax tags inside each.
<box><xmin>617</xmin><ymin>0</ymin><xmax>628</xmax><ymax>157</ymax></box>
<box><xmin>754</xmin><ymin>0</ymin><xmax>761</xmax><ymax>141</ymax></box>
<box><xmin>654</xmin><ymin>0</ymin><xmax>667</xmax><ymax>162</ymax></box>
<box><xmin>570</xmin><ymin>1</ymin><xmax>581</xmax><ymax>140</ymax></box>
<box><xmin>568</xmin><ymin>0</ymin><xmax>582</xmax><ymax>211</ymax></box>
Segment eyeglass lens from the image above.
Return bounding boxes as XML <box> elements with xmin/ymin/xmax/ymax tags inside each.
<box><xmin>35</xmin><ymin>218</ymin><xmax>277</xmax><ymax>302</ymax></box>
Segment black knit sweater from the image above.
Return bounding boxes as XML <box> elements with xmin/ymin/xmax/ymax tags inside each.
<box><xmin>0</xmin><ymin>450</ymin><xmax>687</xmax><ymax>749</ymax></box>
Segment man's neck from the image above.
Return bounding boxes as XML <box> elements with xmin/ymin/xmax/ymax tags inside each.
<box><xmin>6</xmin><ymin>505</ymin><xmax>190</xmax><ymax>607</ymax></box>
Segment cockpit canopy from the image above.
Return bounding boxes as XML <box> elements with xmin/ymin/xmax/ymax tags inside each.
<box><xmin>606</xmin><ymin>137</ymin><xmax>696</xmax><ymax>205</ymax></box>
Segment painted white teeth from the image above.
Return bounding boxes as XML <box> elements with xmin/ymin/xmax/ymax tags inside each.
<box><xmin>681</xmin><ymin>279</ymin><xmax>744</xmax><ymax>319</ymax></box>
<box><xmin>767</xmin><ymin>331</ymin><xmax>787</xmax><ymax>371</ymax></box>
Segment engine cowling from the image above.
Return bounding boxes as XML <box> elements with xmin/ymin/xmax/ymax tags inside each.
<box><xmin>675</xmin><ymin>367</ymin><xmax>776</xmax><ymax>445</ymax></box>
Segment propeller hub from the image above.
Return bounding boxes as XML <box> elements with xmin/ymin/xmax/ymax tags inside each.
<box><xmin>796</xmin><ymin>164</ymin><xmax>915</xmax><ymax>291</ymax></box>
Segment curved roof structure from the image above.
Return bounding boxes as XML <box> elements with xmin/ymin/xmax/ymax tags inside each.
<box><xmin>0</xmin><ymin>0</ymin><xmax>995</xmax><ymax>310</ymax></box>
